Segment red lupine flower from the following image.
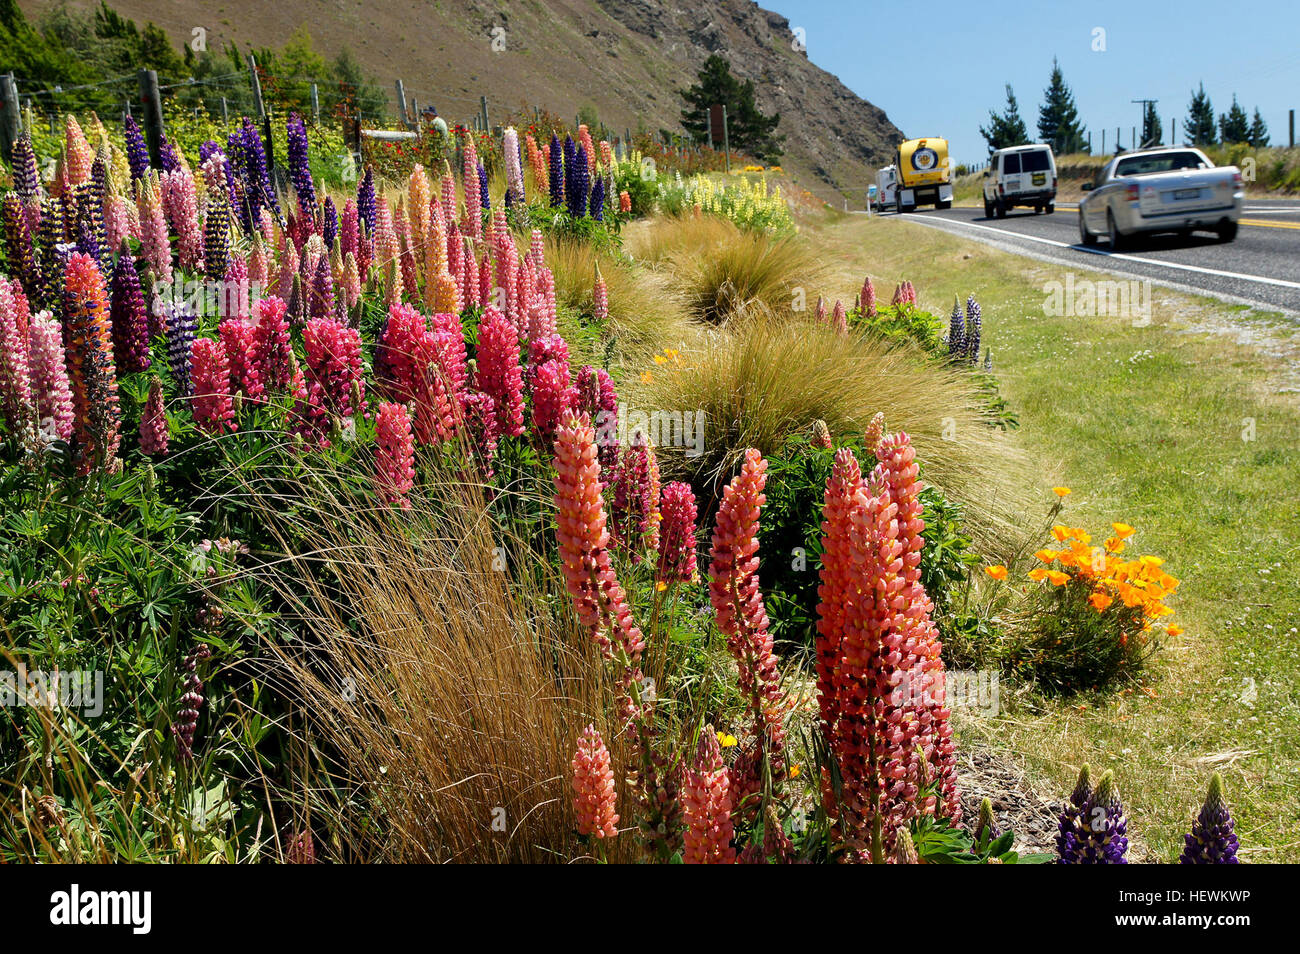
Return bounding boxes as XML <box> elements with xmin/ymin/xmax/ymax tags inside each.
<box><xmin>831</xmin><ymin>299</ymin><xmax>847</xmax><ymax>335</ymax></box>
<box><xmin>861</xmin><ymin>275</ymin><xmax>877</xmax><ymax>318</ymax></box>
<box><xmin>531</xmin><ymin>358</ymin><xmax>574</xmax><ymax>442</ymax></box>
<box><xmin>251</xmin><ymin>296</ymin><xmax>294</xmax><ymax>394</ymax></box>
<box><xmin>708</xmin><ymin>448</ymin><xmax>786</xmax><ymax>811</ymax></box>
<box><xmin>430</xmin><ymin>310</ymin><xmax>468</xmax><ymax>401</ymax></box>
<box><xmin>682</xmin><ymin>727</ymin><xmax>736</xmax><ymax>865</ymax></box>
<box><xmin>26</xmin><ymin>309</ymin><xmax>73</xmax><ymax>445</ymax></box>
<box><xmin>303</xmin><ymin>317</ymin><xmax>365</xmax><ymax>419</ymax></box>
<box><xmin>190</xmin><ymin>337</ymin><xmax>236</xmax><ymax>435</ymax></box>
<box><xmin>656</xmin><ymin>481</ymin><xmax>699</xmax><ymax>584</ymax></box>
<box><xmin>552</xmin><ymin>410</ymin><xmax>645</xmax><ymax>671</ymax></box>
<box><xmin>610</xmin><ymin>439</ymin><xmax>653</xmax><ymax>553</ymax></box>
<box><xmin>219</xmin><ymin>319</ymin><xmax>264</xmax><ymax>403</ymax></box>
<box><xmin>374</xmin><ymin>401</ymin><xmax>416</xmax><ymax>509</ymax></box>
<box><xmin>62</xmin><ymin>252</ymin><xmax>121</xmax><ymax>471</ymax></box>
<box><xmin>138</xmin><ymin>376</ymin><xmax>169</xmax><ymax>455</ymax></box>
<box><xmin>475</xmin><ymin>305</ymin><xmax>525</xmax><ymax>437</ymax></box>
<box><xmin>571</xmin><ymin>724</ymin><xmax>619</xmax><ymax>839</ymax></box>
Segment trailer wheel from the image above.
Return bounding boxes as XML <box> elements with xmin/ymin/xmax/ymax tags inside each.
<box><xmin>936</xmin><ymin>199</ymin><xmax>952</xmax><ymax>210</ymax></box>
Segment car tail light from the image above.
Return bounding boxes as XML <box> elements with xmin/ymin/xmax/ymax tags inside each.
<box><xmin>1126</xmin><ymin>183</ymin><xmax>1140</xmax><ymax>202</ymax></box>
<box><xmin>998</xmin><ymin>183</ymin><xmax>1004</xmax><ymax>195</ymax></box>
<box><xmin>1232</xmin><ymin>171</ymin><xmax>1243</xmax><ymax>187</ymax></box>
<box><xmin>1052</xmin><ymin>176</ymin><xmax>1058</xmax><ymax>189</ymax></box>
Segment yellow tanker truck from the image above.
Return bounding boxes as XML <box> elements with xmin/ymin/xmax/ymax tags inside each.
<box><xmin>893</xmin><ymin>137</ymin><xmax>952</xmax><ymax>212</ymax></box>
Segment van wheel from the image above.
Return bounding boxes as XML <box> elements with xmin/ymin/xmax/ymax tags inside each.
<box><xmin>1217</xmin><ymin>220</ymin><xmax>1238</xmax><ymax>242</ymax></box>
<box><xmin>1107</xmin><ymin>210</ymin><xmax>1126</xmax><ymax>251</ymax></box>
<box><xmin>1045</xmin><ymin>202</ymin><xmax>1055</xmax><ymax>214</ymax></box>
<box><xmin>1079</xmin><ymin>212</ymin><xmax>1097</xmax><ymax>246</ymax></box>
<box><xmin>995</xmin><ymin>201</ymin><xmax>1007</xmax><ymax>219</ymax></box>
<box><xmin>983</xmin><ymin>197</ymin><xmax>993</xmax><ymax>218</ymax></box>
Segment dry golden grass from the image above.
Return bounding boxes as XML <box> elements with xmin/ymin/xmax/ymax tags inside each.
<box><xmin>626</xmin><ymin>311</ymin><xmax>1032</xmax><ymax>558</ymax></box>
<box><xmin>252</xmin><ymin>471</ymin><xmax>633</xmax><ymax>863</ymax></box>
<box><xmin>626</xmin><ymin>215</ymin><xmax>826</xmax><ymax>325</ymax></box>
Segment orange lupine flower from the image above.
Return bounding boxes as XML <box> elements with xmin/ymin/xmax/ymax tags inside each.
<box><xmin>984</xmin><ymin>565</ymin><xmax>1008</xmax><ymax>580</ymax></box>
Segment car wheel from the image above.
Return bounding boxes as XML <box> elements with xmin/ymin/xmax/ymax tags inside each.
<box><xmin>1107</xmin><ymin>210</ymin><xmax>1126</xmax><ymax>251</ymax></box>
<box><xmin>1045</xmin><ymin>202</ymin><xmax>1055</xmax><ymax>214</ymax></box>
<box><xmin>983</xmin><ymin>197</ymin><xmax>993</xmax><ymax>218</ymax></box>
<box><xmin>1217</xmin><ymin>220</ymin><xmax>1239</xmax><ymax>243</ymax></box>
<box><xmin>1034</xmin><ymin>204</ymin><xmax>1043</xmax><ymax>214</ymax></box>
<box><xmin>1079</xmin><ymin>211</ymin><xmax>1097</xmax><ymax>246</ymax></box>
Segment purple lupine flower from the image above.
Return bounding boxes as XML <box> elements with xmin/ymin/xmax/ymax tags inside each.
<box><xmin>241</xmin><ymin>118</ymin><xmax>279</xmax><ymax>219</ymax></box>
<box><xmin>1180</xmin><ymin>773</ymin><xmax>1240</xmax><ymax>864</ymax></box>
<box><xmin>164</xmin><ymin>301</ymin><xmax>198</xmax><ymax>396</ymax></box>
<box><xmin>1055</xmin><ymin>764</ymin><xmax>1091</xmax><ymax>864</ymax></box>
<box><xmin>567</xmin><ymin>145</ymin><xmax>589</xmax><ymax>218</ymax></box>
<box><xmin>310</xmin><ymin>255</ymin><xmax>334</xmax><ymax>321</ymax></box>
<box><xmin>36</xmin><ymin>202</ymin><xmax>68</xmax><ymax>309</ymax></box>
<box><xmin>286</xmin><ymin>112</ymin><xmax>316</xmax><ymax>216</ymax></box>
<box><xmin>2</xmin><ymin>194</ymin><xmax>40</xmax><ymax>300</ymax></box>
<box><xmin>590</xmin><ymin>176</ymin><xmax>605</xmax><ymax>222</ymax></box>
<box><xmin>477</xmin><ymin>163</ymin><xmax>490</xmax><ymax>212</ymax></box>
<box><xmin>73</xmin><ymin>185</ymin><xmax>104</xmax><ymax>266</ymax></box>
<box><xmin>124</xmin><ymin>115</ymin><xmax>151</xmax><ymax>181</ymax></box>
<box><xmin>13</xmin><ymin>133</ymin><xmax>41</xmax><ymax>201</ymax></box>
<box><xmin>171</xmin><ymin>644</ymin><xmax>211</xmax><ymax>760</ymax></box>
<box><xmin>357</xmin><ymin>166</ymin><xmax>376</xmax><ymax>241</ymax></box>
<box><xmin>1063</xmin><ymin>770</ymin><xmax>1128</xmax><ymax>864</ymax></box>
<box><xmin>575</xmin><ymin>364</ymin><xmax>618</xmax><ymax>476</ymax></box>
<box><xmin>965</xmin><ymin>294</ymin><xmax>982</xmax><ymax>365</ymax></box>
<box><xmin>158</xmin><ymin>132</ymin><xmax>182</xmax><ymax>174</ymax></box>
<box><xmin>548</xmin><ymin>133</ymin><xmax>564</xmax><ymax>208</ymax></box>
<box><xmin>109</xmin><ymin>246</ymin><xmax>151</xmax><ymax>374</ymax></box>
<box><xmin>198</xmin><ymin>140</ymin><xmax>221</xmax><ymax>164</ymax></box>
<box><xmin>226</xmin><ymin>129</ymin><xmax>255</xmax><ymax>230</ymax></box>
<box><xmin>946</xmin><ymin>296</ymin><xmax>965</xmax><ymax>358</ymax></box>
<box><xmin>322</xmin><ymin>197</ymin><xmax>338</xmax><ymax>249</ymax></box>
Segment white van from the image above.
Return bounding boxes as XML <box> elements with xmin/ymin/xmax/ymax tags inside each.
<box><xmin>874</xmin><ymin>165</ymin><xmax>899</xmax><ymax>211</ymax></box>
<box><xmin>983</xmin><ymin>144</ymin><xmax>1057</xmax><ymax>217</ymax></box>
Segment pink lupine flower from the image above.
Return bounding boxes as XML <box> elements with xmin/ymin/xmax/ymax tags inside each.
<box><xmin>527</xmin><ymin>229</ymin><xmax>545</xmax><ymax>270</ymax></box>
<box><xmin>682</xmin><ymin>727</ymin><xmax>736</xmax><ymax>865</ymax></box>
<box><xmin>861</xmin><ymin>275</ymin><xmax>877</xmax><ymax>318</ymax></box>
<box><xmin>136</xmin><ymin>175</ymin><xmax>172</xmax><ymax>284</ymax></box>
<box><xmin>304</xmin><ymin>317</ymin><xmax>365</xmax><ymax>419</ymax></box>
<box><xmin>104</xmin><ymin>194</ymin><xmax>134</xmax><ymax>250</ymax></box>
<box><xmin>531</xmin><ymin>358</ymin><xmax>575</xmax><ymax>442</ymax></box>
<box><xmin>409</xmin><ymin>331</ymin><xmax>459</xmax><ymax>447</ymax></box>
<box><xmin>815</xmin><ymin>296</ymin><xmax>827</xmax><ymax>323</ymax></box>
<box><xmin>459</xmin><ymin>235</ymin><xmax>477</xmax><ymax>307</ymax></box>
<box><xmin>374</xmin><ymin>401</ymin><xmax>416</xmax><ymax>509</ymax></box>
<box><xmin>340</xmin><ymin>199</ymin><xmax>359</xmax><ymax>261</ymax></box>
<box><xmin>477</xmin><ymin>249</ymin><xmax>492</xmax><ymax>308</ymax></box>
<box><xmin>656</xmin><ymin>481</ymin><xmax>699</xmax><ymax>584</ymax></box>
<box><xmin>610</xmin><ymin>439</ymin><xmax>653</xmax><ymax>552</ymax></box>
<box><xmin>593</xmin><ymin>264</ymin><xmax>608</xmax><ymax>324</ymax></box>
<box><xmin>26</xmin><ymin>310</ymin><xmax>74</xmax><ymax>445</ymax></box>
<box><xmin>374</xmin><ymin>302</ymin><xmax>424</xmax><ymax>401</ymax></box>
<box><xmin>251</xmin><ymin>296</ymin><xmax>294</xmax><ymax>394</ymax></box>
<box><xmin>552</xmin><ymin>410</ymin><xmax>645</xmax><ymax>670</ymax></box>
<box><xmin>709</xmin><ymin>448</ymin><xmax>786</xmax><ymax>808</ymax></box>
<box><xmin>342</xmin><ymin>252</ymin><xmax>361</xmax><ymax>308</ymax></box>
<box><xmin>831</xmin><ymin>299</ymin><xmax>847</xmax><ymax>335</ymax></box>
<box><xmin>63</xmin><ymin>116</ymin><xmax>94</xmax><ymax>186</ymax></box>
<box><xmin>138</xmin><ymin>376</ymin><xmax>169</xmax><ymax>455</ymax></box>
<box><xmin>440</xmin><ymin>163</ymin><xmax>456</xmax><ymax>229</ymax></box>
<box><xmin>811</xmin><ymin>419</ymin><xmax>832</xmax><ymax>449</ymax></box>
<box><xmin>219</xmin><ymin>319</ymin><xmax>263</xmax><ymax>403</ymax></box>
<box><xmin>160</xmin><ymin>168</ymin><xmax>203</xmax><ymax>271</ymax></box>
<box><xmin>0</xmin><ymin>279</ymin><xmax>34</xmax><ymax>437</ymax></box>
<box><xmin>190</xmin><ymin>337</ymin><xmax>236</xmax><ymax>435</ymax></box>
<box><xmin>248</xmin><ymin>234</ymin><xmax>270</xmax><ymax>287</ymax></box>
<box><xmin>571</xmin><ymin>724</ymin><xmax>619</xmax><ymax>839</ymax></box>
<box><xmin>575</xmin><ymin>364</ymin><xmax>618</xmax><ymax>475</ymax></box>
<box><xmin>430</xmin><ymin>310</ymin><xmax>468</xmax><ymax>401</ymax></box>
<box><xmin>461</xmin><ymin>136</ymin><xmax>481</xmax><ymax>239</ymax></box>
<box><xmin>277</xmin><ymin>234</ymin><xmax>299</xmax><ymax>302</ymax></box>
<box><xmin>474</xmin><ymin>305</ymin><xmax>525</xmax><ymax>438</ymax></box>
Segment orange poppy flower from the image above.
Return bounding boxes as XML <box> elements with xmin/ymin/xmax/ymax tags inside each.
<box><xmin>1028</xmin><ymin>567</ymin><xmax>1049</xmax><ymax>582</ymax></box>
<box><xmin>1046</xmin><ymin>570</ymin><xmax>1070</xmax><ymax>586</ymax></box>
<box><xmin>1089</xmin><ymin>592</ymin><xmax>1113</xmax><ymax>612</ymax></box>
<box><xmin>1111</xmin><ymin>522</ymin><xmax>1136</xmax><ymax>539</ymax></box>
<box><xmin>1034</xmin><ymin>549</ymin><xmax>1059</xmax><ymax>563</ymax></box>
<box><xmin>984</xmin><ymin>565</ymin><xmax>1008</xmax><ymax>580</ymax></box>
<box><xmin>1052</xmin><ymin>486</ymin><xmax>1072</xmax><ymax>497</ymax></box>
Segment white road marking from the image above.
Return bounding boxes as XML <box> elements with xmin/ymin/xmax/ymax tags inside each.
<box><xmin>917</xmin><ymin>215</ymin><xmax>1300</xmax><ymax>291</ymax></box>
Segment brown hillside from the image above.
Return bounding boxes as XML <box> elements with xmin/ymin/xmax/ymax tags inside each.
<box><xmin>18</xmin><ymin>0</ymin><xmax>904</xmax><ymax>202</ymax></box>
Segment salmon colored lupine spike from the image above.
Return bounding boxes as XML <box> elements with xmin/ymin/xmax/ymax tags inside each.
<box><xmin>374</xmin><ymin>401</ymin><xmax>415</xmax><ymax>509</ymax></box>
<box><xmin>62</xmin><ymin>251</ymin><xmax>121</xmax><ymax>471</ymax></box>
<box><xmin>571</xmin><ymin>724</ymin><xmax>619</xmax><ymax>839</ymax></box>
<box><xmin>682</xmin><ymin>727</ymin><xmax>736</xmax><ymax>865</ymax></box>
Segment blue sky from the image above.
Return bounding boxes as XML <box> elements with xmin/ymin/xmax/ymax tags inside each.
<box><xmin>764</xmin><ymin>0</ymin><xmax>1300</xmax><ymax>166</ymax></box>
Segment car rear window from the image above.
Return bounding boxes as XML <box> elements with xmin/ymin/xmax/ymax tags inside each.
<box><xmin>1001</xmin><ymin>153</ymin><xmax>1020</xmax><ymax>174</ymax></box>
<box><xmin>1020</xmin><ymin>150</ymin><xmax>1051</xmax><ymax>172</ymax></box>
<box><xmin>1115</xmin><ymin>152</ymin><xmax>1209</xmax><ymax>176</ymax></box>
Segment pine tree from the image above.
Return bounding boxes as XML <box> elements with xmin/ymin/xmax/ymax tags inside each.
<box><xmin>1141</xmin><ymin>101</ymin><xmax>1162</xmax><ymax>147</ymax></box>
<box><xmin>1219</xmin><ymin>95</ymin><xmax>1250</xmax><ymax>144</ymax></box>
<box><xmin>1185</xmin><ymin>83</ymin><xmax>1217</xmax><ymax>145</ymax></box>
<box><xmin>1248</xmin><ymin>108</ymin><xmax>1270</xmax><ymax>148</ymax></box>
<box><xmin>980</xmin><ymin>84</ymin><xmax>1029</xmax><ymax>152</ymax></box>
<box><xmin>679</xmin><ymin>55</ymin><xmax>784</xmax><ymax>161</ymax></box>
<box><xmin>1037</xmin><ymin>58</ymin><xmax>1088</xmax><ymax>154</ymax></box>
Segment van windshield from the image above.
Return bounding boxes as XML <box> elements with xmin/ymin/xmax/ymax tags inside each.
<box><xmin>1020</xmin><ymin>150</ymin><xmax>1051</xmax><ymax>172</ymax></box>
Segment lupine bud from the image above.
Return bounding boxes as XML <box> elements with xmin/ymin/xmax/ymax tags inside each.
<box><xmin>892</xmin><ymin>826</ymin><xmax>920</xmax><ymax>864</ymax></box>
<box><xmin>1055</xmin><ymin>764</ymin><xmax>1093</xmax><ymax>864</ymax></box>
<box><xmin>682</xmin><ymin>727</ymin><xmax>736</xmax><ymax>865</ymax></box>
<box><xmin>571</xmin><ymin>724</ymin><xmax>619</xmax><ymax>839</ymax></box>
<box><xmin>592</xmin><ymin>264</ymin><xmax>608</xmax><ymax>324</ymax></box>
<box><xmin>374</xmin><ymin>401</ymin><xmax>416</xmax><ymax>509</ymax></box>
<box><xmin>1179</xmin><ymin>773</ymin><xmax>1240</xmax><ymax>864</ymax></box>
<box><xmin>974</xmin><ymin>796</ymin><xmax>999</xmax><ymax>847</ymax></box>
<box><xmin>138</xmin><ymin>376</ymin><xmax>169</xmax><ymax>455</ymax></box>
<box><xmin>1064</xmin><ymin>770</ymin><xmax>1128</xmax><ymax>864</ymax></box>
<box><xmin>811</xmin><ymin>418</ymin><xmax>832</xmax><ymax>448</ymax></box>
<box><xmin>831</xmin><ymin>299</ymin><xmax>847</xmax><ymax>334</ymax></box>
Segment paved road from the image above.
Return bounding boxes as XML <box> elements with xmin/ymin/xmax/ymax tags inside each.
<box><xmin>878</xmin><ymin>200</ymin><xmax>1300</xmax><ymax>314</ymax></box>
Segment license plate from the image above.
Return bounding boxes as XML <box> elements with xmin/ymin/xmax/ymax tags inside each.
<box><xmin>1032</xmin><ymin>173</ymin><xmax>1046</xmax><ymax>186</ymax></box>
<box><xmin>1174</xmin><ymin>188</ymin><xmax>1200</xmax><ymax>200</ymax></box>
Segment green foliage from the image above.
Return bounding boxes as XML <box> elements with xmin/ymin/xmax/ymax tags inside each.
<box><xmin>1037</xmin><ymin>58</ymin><xmax>1088</xmax><ymax>155</ymax></box>
<box><xmin>1186</xmin><ymin>83</ymin><xmax>1217</xmax><ymax>146</ymax></box>
<box><xmin>1218</xmin><ymin>95</ymin><xmax>1251</xmax><ymax>145</ymax></box>
<box><xmin>911</xmin><ymin>810</ymin><xmax>1052</xmax><ymax>864</ymax></box>
<box><xmin>678</xmin><ymin>55</ymin><xmax>784</xmax><ymax>161</ymax></box>
<box><xmin>852</xmin><ymin>302</ymin><xmax>945</xmax><ymax>352</ymax></box>
<box><xmin>980</xmin><ymin>84</ymin><xmax>1029</xmax><ymax>153</ymax></box>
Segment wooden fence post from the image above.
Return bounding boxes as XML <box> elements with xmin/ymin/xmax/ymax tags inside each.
<box><xmin>137</xmin><ymin>69</ymin><xmax>164</xmax><ymax>168</ymax></box>
<box><xmin>0</xmin><ymin>72</ymin><xmax>20</xmax><ymax>164</ymax></box>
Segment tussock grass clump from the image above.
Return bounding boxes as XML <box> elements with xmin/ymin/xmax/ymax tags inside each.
<box><xmin>627</xmin><ymin>313</ymin><xmax>1031</xmax><ymax>556</ymax></box>
<box><xmin>627</xmin><ymin>215</ymin><xmax>825</xmax><ymax>325</ymax></box>
<box><xmin>255</xmin><ymin>474</ymin><xmax>629</xmax><ymax>864</ymax></box>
